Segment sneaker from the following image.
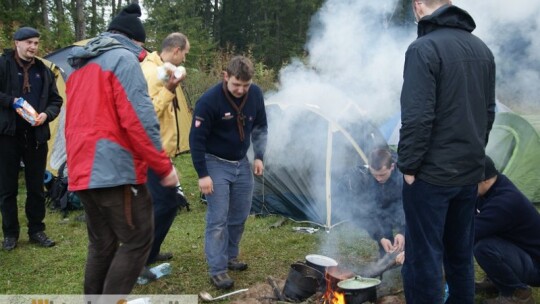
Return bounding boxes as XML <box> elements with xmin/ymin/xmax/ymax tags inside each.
<box><xmin>29</xmin><ymin>231</ymin><xmax>55</xmax><ymax>247</ymax></box>
<box><xmin>2</xmin><ymin>237</ymin><xmax>17</xmax><ymax>251</ymax></box>
<box><xmin>476</xmin><ymin>277</ymin><xmax>499</xmax><ymax>295</ymax></box>
<box><xmin>210</xmin><ymin>273</ymin><xmax>234</xmax><ymax>290</ymax></box>
<box><xmin>155</xmin><ymin>252</ymin><xmax>173</xmax><ymax>262</ymax></box>
<box><xmin>227</xmin><ymin>258</ymin><xmax>248</xmax><ymax>271</ymax></box>
<box><xmin>483</xmin><ymin>287</ymin><xmax>534</xmax><ymax>304</ymax></box>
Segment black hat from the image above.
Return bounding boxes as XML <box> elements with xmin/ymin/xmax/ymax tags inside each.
<box><xmin>484</xmin><ymin>156</ymin><xmax>499</xmax><ymax>180</ymax></box>
<box><xmin>107</xmin><ymin>3</ymin><xmax>146</xmax><ymax>43</ymax></box>
<box><xmin>13</xmin><ymin>27</ymin><xmax>40</xmax><ymax>41</ymax></box>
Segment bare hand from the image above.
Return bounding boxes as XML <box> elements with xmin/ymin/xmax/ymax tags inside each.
<box><xmin>393</xmin><ymin>233</ymin><xmax>405</xmax><ymax>252</ymax></box>
<box><xmin>160</xmin><ymin>167</ymin><xmax>179</xmax><ymax>187</ymax></box>
<box><xmin>165</xmin><ymin>71</ymin><xmax>184</xmax><ymax>92</ymax></box>
<box><xmin>404</xmin><ymin>174</ymin><xmax>415</xmax><ymax>185</ymax></box>
<box><xmin>253</xmin><ymin>159</ymin><xmax>264</xmax><ymax>176</ymax></box>
<box><xmin>199</xmin><ymin>176</ymin><xmax>213</xmax><ymax>195</ymax></box>
<box><xmin>380</xmin><ymin>238</ymin><xmax>394</xmax><ymax>253</ymax></box>
<box><xmin>395</xmin><ymin>251</ymin><xmax>405</xmax><ymax>265</ymax></box>
<box><xmin>34</xmin><ymin>113</ymin><xmax>48</xmax><ymax>126</ymax></box>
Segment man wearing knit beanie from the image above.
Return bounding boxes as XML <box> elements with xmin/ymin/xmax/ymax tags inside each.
<box><xmin>65</xmin><ymin>2</ymin><xmax>178</xmax><ymax>297</ymax></box>
<box><xmin>474</xmin><ymin>156</ymin><xmax>540</xmax><ymax>304</ymax></box>
<box><xmin>107</xmin><ymin>3</ymin><xmax>146</xmax><ymax>43</ymax></box>
<box><xmin>0</xmin><ymin>26</ymin><xmax>62</xmax><ymax>251</ymax></box>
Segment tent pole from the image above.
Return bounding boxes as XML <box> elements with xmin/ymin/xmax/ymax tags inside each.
<box><xmin>325</xmin><ymin>124</ymin><xmax>333</xmax><ymax>231</ymax></box>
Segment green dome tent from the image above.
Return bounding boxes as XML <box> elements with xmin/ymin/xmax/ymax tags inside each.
<box><xmin>487</xmin><ymin>112</ymin><xmax>540</xmax><ymax>203</ymax></box>
<box><xmin>251</xmin><ymin>102</ymin><xmax>388</xmax><ymax>229</ymax></box>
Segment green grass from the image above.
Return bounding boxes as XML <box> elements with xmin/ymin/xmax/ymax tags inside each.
<box><xmin>0</xmin><ymin>153</ymin><xmax>538</xmax><ymax>303</ymax></box>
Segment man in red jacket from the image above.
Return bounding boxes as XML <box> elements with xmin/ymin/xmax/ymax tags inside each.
<box><xmin>65</xmin><ymin>3</ymin><xmax>178</xmax><ymax>296</ymax></box>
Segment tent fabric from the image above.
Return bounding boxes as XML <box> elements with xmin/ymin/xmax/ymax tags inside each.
<box><xmin>486</xmin><ymin>112</ymin><xmax>540</xmax><ymax>203</ymax></box>
<box><xmin>39</xmin><ymin>57</ymin><xmax>67</xmax><ymax>175</ymax></box>
<box><xmin>42</xmin><ymin>41</ymin><xmax>193</xmax><ymax>172</ymax></box>
<box><xmin>251</xmin><ymin>102</ymin><xmax>388</xmax><ymax>229</ymax></box>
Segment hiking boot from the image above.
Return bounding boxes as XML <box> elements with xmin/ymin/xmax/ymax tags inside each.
<box><xmin>210</xmin><ymin>273</ymin><xmax>234</xmax><ymax>290</ymax></box>
<box><xmin>483</xmin><ymin>287</ymin><xmax>534</xmax><ymax>304</ymax></box>
<box><xmin>29</xmin><ymin>231</ymin><xmax>55</xmax><ymax>247</ymax></box>
<box><xmin>155</xmin><ymin>252</ymin><xmax>173</xmax><ymax>262</ymax></box>
<box><xmin>227</xmin><ymin>258</ymin><xmax>248</xmax><ymax>271</ymax></box>
<box><xmin>476</xmin><ymin>277</ymin><xmax>499</xmax><ymax>295</ymax></box>
<box><xmin>2</xmin><ymin>237</ymin><xmax>17</xmax><ymax>251</ymax></box>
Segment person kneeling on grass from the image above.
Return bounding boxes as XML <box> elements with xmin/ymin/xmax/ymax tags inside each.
<box><xmin>474</xmin><ymin>156</ymin><xmax>540</xmax><ymax>304</ymax></box>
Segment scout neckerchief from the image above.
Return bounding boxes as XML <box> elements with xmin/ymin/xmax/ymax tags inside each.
<box><xmin>222</xmin><ymin>81</ymin><xmax>249</xmax><ymax>142</ymax></box>
<box><xmin>14</xmin><ymin>51</ymin><xmax>35</xmax><ymax>94</ymax></box>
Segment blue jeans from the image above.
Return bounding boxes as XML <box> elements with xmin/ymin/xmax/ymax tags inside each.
<box><xmin>474</xmin><ymin>236</ymin><xmax>540</xmax><ymax>296</ymax></box>
<box><xmin>146</xmin><ymin>169</ymin><xmax>179</xmax><ymax>265</ymax></box>
<box><xmin>401</xmin><ymin>178</ymin><xmax>477</xmax><ymax>304</ymax></box>
<box><xmin>204</xmin><ymin>154</ymin><xmax>253</xmax><ymax>276</ymax></box>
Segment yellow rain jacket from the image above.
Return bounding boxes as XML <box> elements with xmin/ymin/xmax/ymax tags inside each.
<box><xmin>141</xmin><ymin>51</ymin><xmax>192</xmax><ymax>157</ymax></box>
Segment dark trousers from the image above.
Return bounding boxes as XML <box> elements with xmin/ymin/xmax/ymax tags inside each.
<box><xmin>401</xmin><ymin>178</ymin><xmax>477</xmax><ymax>304</ymax></box>
<box><xmin>77</xmin><ymin>185</ymin><xmax>154</xmax><ymax>294</ymax></box>
<box><xmin>0</xmin><ymin>132</ymin><xmax>47</xmax><ymax>238</ymax></box>
<box><xmin>474</xmin><ymin>236</ymin><xmax>540</xmax><ymax>296</ymax></box>
<box><xmin>146</xmin><ymin>169</ymin><xmax>179</xmax><ymax>265</ymax></box>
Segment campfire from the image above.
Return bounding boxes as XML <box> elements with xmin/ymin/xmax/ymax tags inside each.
<box><xmin>322</xmin><ymin>266</ymin><xmax>354</xmax><ymax>304</ymax></box>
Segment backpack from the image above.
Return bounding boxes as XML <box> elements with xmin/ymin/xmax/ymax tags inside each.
<box><xmin>45</xmin><ymin>162</ymin><xmax>82</xmax><ymax>217</ymax></box>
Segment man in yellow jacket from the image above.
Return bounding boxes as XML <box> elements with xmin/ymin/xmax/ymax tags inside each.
<box><xmin>139</xmin><ymin>32</ymin><xmax>191</xmax><ymax>281</ymax></box>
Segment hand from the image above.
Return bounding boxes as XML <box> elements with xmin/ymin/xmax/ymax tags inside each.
<box><xmin>160</xmin><ymin>167</ymin><xmax>179</xmax><ymax>187</ymax></box>
<box><xmin>34</xmin><ymin>113</ymin><xmax>48</xmax><ymax>126</ymax></box>
<box><xmin>199</xmin><ymin>176</ymin><xmax>213</xmax><ymax>195</ymax></box>
<box><xmin>395</xmin><ymin>251</ymin><xmax>405</xmax><ymax>265</ymax></box>
<box><xmin>165</xmin><ymin>71</ymin><xmax>184</xmax><ymax>92</ymax></box>
<box><xmin>253</xmin><ymin>159</ymin><xmax>264</xmax><ymax>176</ymax></box>
<box><xmin>404</xmin><ymin>174</ymin><xmax>415</xmax><ymax>185</ymax></box>
<box><xmin>393</xmin><ymin>233</ymin><xmax>405</xmax><ymax>252</ymax></box>
<box><xmin>380</xmin><ymin>238</ymin><xmax>394</xmax><ymax>253</ymax></box>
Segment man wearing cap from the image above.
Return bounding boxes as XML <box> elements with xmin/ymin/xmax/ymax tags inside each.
<box><xmin>474</xmin><ymin>156</ymin><xmax>540</xmax><ymax>304</ymax></box>
<box><xmin>0</xmin><ymin>26</ymin><xmax>63</xmax><ymax>251</ymax></box>
<box><xmin>65</xmin><ymin>3</ymin><xmax>178</xmax><ymax>295</ymax></box>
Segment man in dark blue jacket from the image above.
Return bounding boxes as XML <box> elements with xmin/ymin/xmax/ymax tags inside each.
<box><xmin>397</xmin><ymin>1</ymin><xmax>496</xmax><ymax>303</ymax></box>
<box><xmin>363</xmin><ymin>148</ymin><xmax>405</xmax><ymax>258</ymax></box>
<box><xmin>189</xmin><ymin>56</ymin><xmax>267</xmax><ymax>289</ymax></box>
<box><xmin>0</xmin><ymin>27</ymin><xmax>63</xmax><ymax>251</ymax></box>
<box><xmin>474</xmin><ymin>157</ymin><xmax>539</xmax><ymax>304</ymax></box>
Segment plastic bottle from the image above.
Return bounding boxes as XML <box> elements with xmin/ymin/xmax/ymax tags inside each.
<box><xmin>443</xmin><ymin>283</ymin><xmax>449</xmax><ymax>302</ymax></box>
<box><xmin>137</xmin><ymin>263</ymin><xmax>172</xmax><ymax>285</ymax></box>
<box><xmin>12</xmin><ymin>97</ymin><xmax>38</xmax><ymax>126</ymax></box>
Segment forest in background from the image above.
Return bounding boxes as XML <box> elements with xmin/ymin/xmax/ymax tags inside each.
<box><xmin>0</xmin><ymin>0</ymin><xmax>413</xmax><ymax>72</ymax></box>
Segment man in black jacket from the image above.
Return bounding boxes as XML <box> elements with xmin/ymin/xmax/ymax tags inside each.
<box><xmin>397</xmin><ymin>1</ymin><xmax>496</xmax><ymax>303</ymax></box>
<box><xmin>363</xmin><ymin>148</ymin><xmax>405</xmax><ymax>258</ymax></box>
<box><xmin>474</xmin><ymin>157</ymin><xmax>539</xmax><ymax>304</ymax></box>
<box><xmin>0</xmin><ymin>27</ymin><xmax>63</xmax><ymax>250</ymax></box>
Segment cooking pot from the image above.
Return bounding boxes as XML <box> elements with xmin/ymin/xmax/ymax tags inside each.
<box><xmin>305</xmin><ymin>254</ymin><xmax>338</xmax><ymax>274</ymax></box>
<box><xmin>282</xmin><ymin>262</ymin><xmax>324</xmax><ymax>301</ymax></box>
<box><xmin>337</xmin><ymin>276</ymin><xmax>381</xmax><ymax>304</ymax></box>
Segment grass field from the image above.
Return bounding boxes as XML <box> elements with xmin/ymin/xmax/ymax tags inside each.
<box><xmin>0</xmin><ymin>153</ymin><xmax>538</xmax><ymax>303</ymax></box>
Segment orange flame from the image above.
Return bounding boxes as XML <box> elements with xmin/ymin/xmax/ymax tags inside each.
<box><xmin>322</xmin><ymin>270</ymin><xmax>346</xmax><ymax>304</ymax></box>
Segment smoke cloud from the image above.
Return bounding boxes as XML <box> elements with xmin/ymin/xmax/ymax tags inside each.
<box><xmin>258</xmin><ymin>0</ymin><xmax>540</xmax><ymax>268</ymax></box>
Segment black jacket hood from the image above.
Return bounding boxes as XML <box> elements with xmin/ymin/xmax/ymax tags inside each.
<box><xmin>418</xmin><ymin>4</ymin><xmax>476</xmax><ymax>37</ymax></box>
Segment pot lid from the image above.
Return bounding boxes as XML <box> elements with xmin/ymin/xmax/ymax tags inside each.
<box><xmin>305</xmin><ymin>254</ymin><xmax>338</xmax><ymax>267</ymax></box>
<box><xmin>337</xmin><ymin>276</ymin><xmax>381</xmax><ymax>290</ymax></box>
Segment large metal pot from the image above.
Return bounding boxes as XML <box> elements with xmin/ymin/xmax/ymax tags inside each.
<box><xmin>305</xmin><ymin>254</ymin><xmax>338</xmax><ymax>274</ymax></box>
<box><xmin>282</xmin><ymin>262</ymin><xmax>324</xmax><ymax>301</ymax></box>
<box><xmin>337</xmin><ymin>276</ymin><xmax>381</xmax><ymax>304</ymax></box>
